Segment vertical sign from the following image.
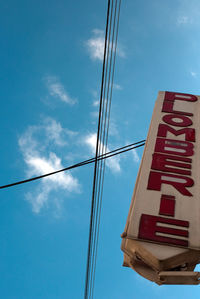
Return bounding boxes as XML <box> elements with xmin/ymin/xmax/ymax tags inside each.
<box><xmin>121</xmin><ymin>91</ymin><xmax>200</xmax><ymax>285</ymax></box>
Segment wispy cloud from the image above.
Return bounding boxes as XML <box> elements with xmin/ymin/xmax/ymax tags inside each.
<box><xmin>86</xmin><ymin>29</ymin><xmax>105</xmax><ymax>61</ymax></box>
<box><xmin>92</xmin><ymin>100</ymin><xmax>99</xmax><ymax>107</ymax></box>
<box><xmin>84</xmin><ymin>133</ymin><xmax>121</xmax><ymax>173</ymax></box>
<box><xmin>86</xmin><ymin>29</ymin><xmax>125</xmax><ymax>61</ymax></box>
<box><xmin>132</xmin><ymin>149</ymin><xmax>140</xmax><ymax>163</ymax></box>
<box><xmin>90</xmin><ymin>111</ymin><xmax>99</xmax><ymax>119</ymax></box>
<box><xmin>113</xmin><ymin>83</ymin><xmax>122</xmax><ymax>90</ymax></box>
<box><xmin>176</xmin><ymin>0</ymin><xmax>200</xmax><ymax>26</ymax></box>
<box><xmin>24</xmin><ymin>153</ymin><xmax>80</xmax><ymax>214</ymax></box>
<box><xmin>177</xmin><ymin>16</ymin><xmax>190</xmax><ymax>25</ymax></box>
<box><xmin>44</xmin><ymin>117</ymin><xmax>77</xmax><ymax>146</ymax></box>
<box><xmin>109</xmin><ymin>120</ymin><xmax>119</xmax><ymax>137</ymax></box>
<box><xmin>18</xmin><ymin>118</ymin><xmax>80</xmax><ymax>214</ymax></box>
<box><xmin>190</xmin><ymin>71</ymin><xmax>197</xmax><ymax>78</ymax></box>
<box><xmin>89</xmin><ymin>89</ymin><xmax>99</xmax><ymax>108</ymax></box>
<box><xmin>45</xmin><ymin>76</ymin><xmax>77</xmax><ymax>105</ymax></box>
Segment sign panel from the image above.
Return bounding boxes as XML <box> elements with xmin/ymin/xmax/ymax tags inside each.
<box><xmin>121</xmin><ymin>91</ymin><xmax>200</xmax><ymax>284</ymax></box>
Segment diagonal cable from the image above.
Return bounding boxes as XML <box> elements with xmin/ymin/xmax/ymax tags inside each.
<box><xmin>0</xmin><ymin>141</ymin><xmax>145</xmax><ymax>190</ymax></box>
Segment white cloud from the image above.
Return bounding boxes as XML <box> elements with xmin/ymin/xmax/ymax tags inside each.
<box><xmin>90</xmin><ymin>111</ymin><xmax>99</xmax><ymax>119</ymax></box>
<box><xmin>25</xmin><ymin>153</ymin><xmax>78</xmax><ymax>192</ymax></box>
<box><xmin>113</xmin><ymin>83</ymin><xmax>122</xmax><ymax>90</ymax></box>
<box><xmin>107</xmin><ymin>155</ymin><xmax>121</xmax><ymax>173</ymax></box>
<box><xmin>177</xmin><ymin>16</ymin><xmax>189</xmax><ymax>25</ymax></box>
<box><xmin>43</xmin><ymin>117</ymin><xmax>77</xmax><ymax>146</ymax></box>
<box><xmin>84</xmin><ymin>133</ymin><xmax>121</xmax><ymax>173</ymax></box>
<box><xmin>18</xmin><ymin>119</ymin><xmax>80</xmax><ymax>214</ymax></box>
<box><xmin>190</xmin><ymin>71</ymin><xmax>197</xmax><ymax>78</ymax></box>
<box><xmin>86</xmin><ymin>29</ymin><xmax>125</xmax><ymax>61</ymax></box>
<box><xmin>176</xmin><ymin>0</ymin><xmax>200</xmax><ymax>26</ymax></box>
<box><xmin>45</xmin><ymin>76</ymin><xmax>77</xmax><ymax>105</ymax></box>
<box><xmin>109</xmin><ymin>120</ymin><xmax>119</xmax><ymax>137</ymax></box>
<box><xmin>85</xmin><ymin>133</ymin><xmax>97</xmax><ymax>152</ymax></box>
<box><xmin>25</xmin><ymin>153</ymin><xmax>79</xmax><ymax>214</ymax></box>
<box><xmin>86</xmin><ymin>30</ymin><xmax>105</xmax><ymax>61</ymax></box>
<box><xmin>44</xmin><ymin>118</ymin><xmax>67</xmax><ymax>146</ymax></box>
<box><xmin>117</xmin><ymin>46</ymin><xmax>126</xmax><ymax>58</ymax></box>
<box><xmin>92</xmin><ymin>100</ymin><xmax>99</xmax><ymax>107</ymax></box>
<box><xmin>132</xmin><ymin>149</ymin><xmax>140</xmax><ymax>163</ymax></box>
<box><xmin>19</xmin><ymin>117</ymin><xmax>76</xmax><ymax>150</ymax></box>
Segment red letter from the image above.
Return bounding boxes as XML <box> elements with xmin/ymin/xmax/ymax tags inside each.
<box><xmin>157</xmin><ymin>124</ymin><xmax>195</xmax><ymax>142</ymax></box>
<box><xmin>155</xmin><ymin>138</ymin><xmax>194</xmax><ymax>157</ymax></box>
<box><xmin>147</xmin><ymin>171</ymin><xmax>194</xmax><ymax>196</ymax></box>
<box><xmin>138</xmin><ymin>214</ymin><xmax>189</xmax><ymax>247</ymax></box>
<box><xmin>151</xmin><ymin>153</ymin><xmax>192</xmax><ymax>175</ymax></box>
<box><xmin>165</xmin><ymin>92</ymin><xmax>198</xmax><ymax>103</ymax></box>
<box><xmin>162</xmin><ymin>91</ymin><xmax>197</xmax><ymax>117</ymax></box>
<box><xmin>163</xmin><ymin>114</ymin><xmax>193</xmax><ymax>127</ymax></box>
<box><xmin>159</xmin><ymin>195</ymin><xmax>175</xmax><ymax>217</ymax></box>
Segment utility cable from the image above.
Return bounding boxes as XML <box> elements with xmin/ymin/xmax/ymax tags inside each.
<box><xmin>89</xmin><ymin>1</ymin><xmax>122</xmax><ymax>298</ymax></box>
<box><xmin>84</xmin><ymin>1</ymin><xmax>112</xmax><ymax>297</ymax></box>
<box><xmin>0</xmin><ymin>141</ymin><xmax>145</xmax><ymax>190</ymax></box>
<box><xmin>87</xmin><ymin>0</ymin><xmax>115</xmax><ymax>296</ymax></box>
<box><xmin>85</xmin><ymin>1</ymin><xmax>120</xmax><ymax>297</ymax></box>
<box><xmin>84</xmin><ymin>1</ymin><xmax>125</xmax><ymax>298</ymax></box>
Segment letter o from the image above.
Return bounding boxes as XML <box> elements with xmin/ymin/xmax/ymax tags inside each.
<box><xmin>163</xmin><ymin>114</ymin><xmax>193</xmax><ymax>127</ymax></box>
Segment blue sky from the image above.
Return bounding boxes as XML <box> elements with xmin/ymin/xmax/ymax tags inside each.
<box><xmin>1</xmin><ymin>0</ymin><xmax>200</xmax><ymax>298</ymax></box>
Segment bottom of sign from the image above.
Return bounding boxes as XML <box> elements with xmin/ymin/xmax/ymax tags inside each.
<box><xmin>121</xmin><ymin>237</ymin><xmax>200</xmax><ymax>285</ymax></box>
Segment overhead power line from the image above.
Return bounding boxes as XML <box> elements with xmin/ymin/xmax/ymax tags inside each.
<box><xmin>84</xmin><ymin>1</ymin><xmax>122</xmax><ymax>298</ymax></box>
<box><xmin>0</xmin><ymin>141</ymin><xmax>145</xmax><ymax>190</ymax></box>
